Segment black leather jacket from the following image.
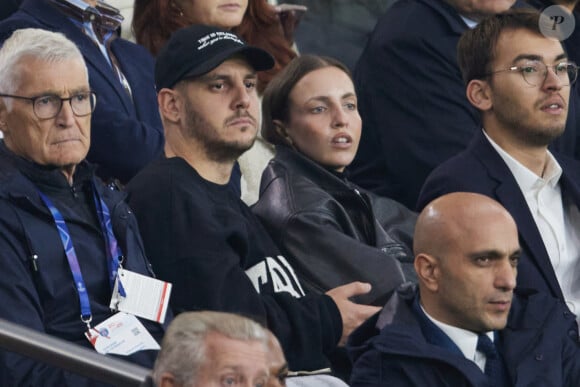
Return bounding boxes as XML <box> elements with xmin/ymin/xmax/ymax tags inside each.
<box><xmin>253</xmin><ymin>146</ymin><xmax>417</xmax><ymax>306</ymax></box>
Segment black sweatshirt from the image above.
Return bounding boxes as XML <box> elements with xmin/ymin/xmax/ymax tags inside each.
<box><xmin>127</xmin><ymin>157</ymin><xmax>342</xmax><ymax>371</ymax></box>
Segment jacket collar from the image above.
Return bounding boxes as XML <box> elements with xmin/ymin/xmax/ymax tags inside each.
<box><xmin>418</xmin><ymin>0</ymin><xmax>531</xmax><ymax>35</ymax></box>
<box><xmin>556</xmin><ymin>156</ymin><xmax>580</xmax><ymax>206</ymax></box>
<box><xmin>469</xmin><ymin>131</ymin><xmax>564</xmax><ymax>299</ymax></box>
<box><xmin>348</xmin><ymin>283</ymin><xmax>489</xmax><ymax>384</ymax></box>
<box><xmin>271</xmin><ymin>146</ymin><xmax>357</xmax><ymax>194</ymax></box>
<box><xmin>46</xmin><ymin>0</ymin><xmax>123</xmax><ymax>38</ymax></box>
<box><xmin>350</xmin><ymin>284</ymin><xmax>557</xmax><ymax>385</ymax></box>
<box><xmin>0</xmin><ymin>141</ymin><xmax>122</xmax><ymax>207</ymax></box>
<box><xmin>418</xmin><ymin>0</ymin><xmax>471</xmax><ymax>35</ymax></box>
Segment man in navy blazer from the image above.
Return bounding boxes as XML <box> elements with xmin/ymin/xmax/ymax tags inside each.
<box><xmin>348</xmin><ymin>0</ymin><xmax>579</xmax><ymax>209</ymax></box>
<box><xmin>418</xmin><ymin>9</ymin><xmax>580</xmax><ymax>332</ymax></box>
<box><xmin>0</xmin><ymin>0</ymin><xmax>164</xmax><ymax>183</ymax></box>
<box><xmin>349</xmin><ymin>192</ymin><xmax>580</xmax><ymax>386</ymax></box>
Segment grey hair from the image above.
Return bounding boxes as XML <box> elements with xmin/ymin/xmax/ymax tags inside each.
<box><xmin>152</xmin><ymin>311</ymin><xmax>269</xmax><ymax>386</ymax></box>
<box><xmin>0</xmin><ymin>28</ymin><xmax>86</xmax><ymax>105</ymax></box>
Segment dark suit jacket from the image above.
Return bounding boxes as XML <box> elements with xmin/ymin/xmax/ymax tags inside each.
<box><xmin>349</xmin><ymin>284</ymin><xmax>580</xmax><ymax>386</ymax></box>
<box><xmin>0</xmin><ymin>0</ymin><xmax>20</xmax><ymax>20</ymax></box>
<box><xmin>0</xmin><ymin>0</ymin><xmax>164</xmax><ymax>183</ymax></box>
<box><xmin>349</xmin><ymin>0</ymin><xmax>577</xmax><ymax>209</ymax></box>
<box><xmin>417</xmin><ymin>130</ymin><xmax>580</xmax><ymax>331</ymax></box>
<box><xmin>282</xmin><ymin>0</ymin><xmax>398</xmax><ymax>71</ymax></box>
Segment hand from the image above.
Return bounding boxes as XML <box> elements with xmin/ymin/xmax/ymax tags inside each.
<box><xmin>326</xmin><ymin>282</ymin><xmax>381</xmax><ymax>346</ymax></box>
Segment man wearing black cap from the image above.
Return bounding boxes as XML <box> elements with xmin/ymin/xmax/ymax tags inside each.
<box><xmin>126</xmin><ymin>25</ymin><xmax>380</xmax><ymax>376</ymax></box>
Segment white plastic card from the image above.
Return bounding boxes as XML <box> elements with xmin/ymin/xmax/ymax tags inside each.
<box><xmin>85</xmin><ymin>312</ymin><xmax>160</xmax><ymax>355</ymax></box>
<box><xmin>109</xmin><ymin>268</ymin><xmax>172</xmax><ymax>324</ymax></box>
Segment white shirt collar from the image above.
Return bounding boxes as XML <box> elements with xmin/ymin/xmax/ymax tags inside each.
<box><xmin>421</xmin><ymin>304</ymin><xmax>493</xmax><ymax>364</ymax></box>
<box><xmin>460</xmin><ymin>15</ymin><xmax>478</xmax><ymax>29</ymax></box>
<box><xmin>482</xmin><ymin>129</ymin><xmax>562</xmax><ymax>192</ymax></box>
<box><xmin>60</xmin><ymin>0</ymin><xmax>93</xmax><ymax>11</ymax></box>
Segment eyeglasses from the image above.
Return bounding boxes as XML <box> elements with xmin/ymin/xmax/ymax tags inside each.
<box><xmin>0</xmin><ymin>91</ymin><xmax>97</xmax><ymax>119</ymax></box>
<box><xmin>486</xmin><ymin>61</ymin><xmax>578</xmax><ymax>87</ymax></box>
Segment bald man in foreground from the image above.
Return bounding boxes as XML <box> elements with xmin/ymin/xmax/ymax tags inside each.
<box><xmin>348</xmin><ymin>192</ymin><xmax>580</xmax><ymax>386</ymax></box>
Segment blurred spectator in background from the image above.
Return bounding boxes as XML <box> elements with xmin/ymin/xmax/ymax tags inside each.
<box><xmin>278</xmin><ymin>0</ymin><xmax>398</xmax><ymax>71</ymax></box>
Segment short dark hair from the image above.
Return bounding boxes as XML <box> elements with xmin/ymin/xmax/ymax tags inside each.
<box><xmin>457</xmin><ymin>9</ymin><xmax>544</xmax><ymax>85</ymax></box>
<box><xmin>261</xmin><ymin>54</ymin><xmax>351</xmax><ymax>146</ymax></box>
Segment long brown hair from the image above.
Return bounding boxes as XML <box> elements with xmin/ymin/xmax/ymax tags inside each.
<box><xmin>132</xmin><ymin>0</ymin><xmax>296</xmax><ymax>92</ymax></box>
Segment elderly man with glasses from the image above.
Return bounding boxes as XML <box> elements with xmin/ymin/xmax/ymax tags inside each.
<box><xmin>418</xmin><ymin>9</ymin><xmax>580</xmax><ymax>334</ymax></box>
<box><xmin>0</xmin><ymin>0</ymin><xmax>165</xmax><ymax>184</ymax></box>
<box><xmin>0</xmin><ymin>28</ymin><xmax>170</xmax><ymax>386</ymax></box>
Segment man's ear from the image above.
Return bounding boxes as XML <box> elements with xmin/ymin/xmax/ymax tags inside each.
<box><xmin>0</xmin><ymin>101</ymin><xmax>9</xmax><ymax>134</ymax></box>
<box><xmin>159</xmin><ymin>372</ymin><xmax>176</xmax><ymax>387</ymax></box>
<box><xmin>158</xmin><ymin>88</ymin><xmax>182</xmax><ymax>124</ymax></box>
<box><xmin>414</xmin><ymin>253</ymin><xmax>440</xmax><ymax>292</ymax></box>
<box><xmin>273</xmin><ymin>119</ymin><xmax>293</xmax><ymax>146</ymax></box>
<box><xmin>466</xmin><ymin>79</ymin><xmax>493</xmax><ymax>112</ymax></box>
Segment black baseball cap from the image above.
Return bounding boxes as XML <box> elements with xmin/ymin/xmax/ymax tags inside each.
<box><xmin>155</xmin><ymin>24</ymin><xmax>275</xmax><ymax>91</ymax></box>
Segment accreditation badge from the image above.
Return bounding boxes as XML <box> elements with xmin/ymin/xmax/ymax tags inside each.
<box><xmin>109</xmin><ymin>268</ymin><xmax>172</xmax><ymax>324</ymax></box>
<box><xmin>85</xmin><ymin>312</ymin><xmax>160</xmax><ymax>355</ymax></box>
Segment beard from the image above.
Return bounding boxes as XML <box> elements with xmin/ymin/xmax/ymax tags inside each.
<box><xmin>491</xmin><ymin>92</ymin><xmax>566</xmax><ymax>147</ymax></box>
<box><xmin>183</xmin><ymin>100</ymin><xmax>258</xmax><ymax>163</ymax></box>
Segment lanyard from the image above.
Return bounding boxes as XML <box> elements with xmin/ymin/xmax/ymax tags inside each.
<box><xmin>91</xmin><ymin>182</ymin><xmax>125</xmax><ymax>298</ymax></box>
<box><xmin>38</xmin><ymin>183</ymin><xmax>125</xmax><ymax>329</ymax></box>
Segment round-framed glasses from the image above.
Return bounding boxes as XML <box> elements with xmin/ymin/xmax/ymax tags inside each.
<box><xmin>0</xmin><ymin>91</ymin><xmax>97</xmax><ymax>119</ymax></box>
<box><xmin>486</xmin><ymin>61</ymin><xmax>578</xmax><ymax>87</ymax></box>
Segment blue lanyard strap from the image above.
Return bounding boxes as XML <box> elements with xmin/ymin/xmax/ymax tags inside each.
<box><xmin>38</xmin><ymin>191</ymin><xmax>93</xmax><ymax>326</ymax></box>
<box><xmin>37</xmin><ymin>183</ymin><xmax>126</xmax><ymax>328</ymax></box>
<box><xmin>91</xmin><ymin>183</ymin><xmax>125</xmax><ymax>297</ymax></box>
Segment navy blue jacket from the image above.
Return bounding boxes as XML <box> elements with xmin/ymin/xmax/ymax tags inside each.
<box><xmin>349</xmin><ymin>0</ymin><xmax>576</xmax><ymax>209</ymax></box>
<box><xmin>0</xmin><ymin>0</ymin><xmax>20</xmax><ymax>20</ymax></box>
<box><xmin>417</xmin><ymin>130</ymin><xmax>580</xmax><ymax>329</ymax></box>
<box><xmin>0</xmin><ymin>0</ymin><xmax>164</xmax><ymax>183</ymax></box>
<box><xmin>0</xmin><ymin>144</ymin><xmax>167</xmax><ymax>386</ymax></box>
<box><xmin>348</xmin><ymin>284</ymin><xmax>580</xmax><ymax>386</ymax></box>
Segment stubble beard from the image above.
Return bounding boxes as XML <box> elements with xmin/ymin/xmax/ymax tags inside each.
<box><xmin>492</xmin><ymin>94</ymin><xmax>566</xmax><ymax>148</ymax></box>
<box><xmin>183</xmin><ymin>102</ymin><xmax>257</xmax><ymax>163</ymax></box>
